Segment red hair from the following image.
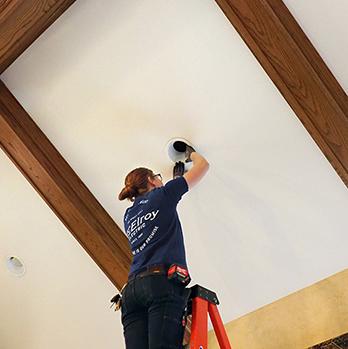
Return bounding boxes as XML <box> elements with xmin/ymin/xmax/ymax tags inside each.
<box><xmin>118</xmin><ymin>167</ymin><xmax>154</xmax><ymax>201</ymax></box>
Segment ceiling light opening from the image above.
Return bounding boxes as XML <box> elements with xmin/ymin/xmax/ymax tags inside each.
<box><xmin>166</xmin><ymin>137</ymin><xmax>195</xmax><ymax>163</ymax></box>
<box><xmin>7</xmin><ymin>256</ymin><xmax>26</xmax><ymax>276</ymax></box>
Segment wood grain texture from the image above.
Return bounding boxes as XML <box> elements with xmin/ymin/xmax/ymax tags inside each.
<box><xmin>0</xmin><ymin>0</ymin><xmax>76</xmax><ymax>74</ymax></box>
<box><xmin>215</xmin><ymin>0</ymin><xmax>348</xmax><ymax>187</ymax></box>
<box><xmin>0</xmin><ymin>80</ymin><xmax>132</xmax><ymax>290</ymax></box>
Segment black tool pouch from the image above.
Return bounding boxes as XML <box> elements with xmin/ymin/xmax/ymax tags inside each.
<box><xmin>110</xmin><ymin>283</ymin><xmax>127</xmax><ymax>311</ymax></box>
<box><xmin>181</xmin><ymin>288</ymin><xmax>192</xmax><ymax>347</ymax></box>
<box><xmin>110</xmin><ymin>293</ymin><xmax>122</xmax><ymax>311</ymax></box>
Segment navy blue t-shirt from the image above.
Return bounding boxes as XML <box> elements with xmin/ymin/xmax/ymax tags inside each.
<box><xmin>123</xmin><ymin>176</ymin><xmax>189</xmax><ymax>275</ymax></box>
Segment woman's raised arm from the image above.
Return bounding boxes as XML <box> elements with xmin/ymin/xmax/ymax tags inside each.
<box><xmin>183</xmin><ymin>152</ymin><xmax>209</xmax><ymax>189</ymax></box>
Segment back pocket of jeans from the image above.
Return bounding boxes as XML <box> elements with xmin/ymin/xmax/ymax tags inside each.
<box><xmin>148</xmin><ymin>275</ymin><xmax>173</xmax><ymax>299</ymax></box>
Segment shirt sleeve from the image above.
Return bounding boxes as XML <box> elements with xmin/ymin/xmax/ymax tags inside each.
<box><xmin>162</xmin><ymin>177</ymin><xmax>189</xmax><ymax>205</ymax></box>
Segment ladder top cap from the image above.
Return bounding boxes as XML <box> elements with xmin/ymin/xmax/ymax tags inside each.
<box><xmin>189</xmin><ymin>284</ymin><xmax>219</xmax><ymax>305</ymax></box>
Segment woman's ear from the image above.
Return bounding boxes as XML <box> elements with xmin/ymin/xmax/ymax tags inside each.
<box><xmin>147</xmin><ymin>176</ymin><xmax>155</xmax><ymax>188</ymax></box>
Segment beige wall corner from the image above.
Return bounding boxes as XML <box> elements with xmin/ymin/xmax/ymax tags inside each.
<box><xmin>208</xmin><ymin>269</ymin><xmax>348</xmax><ymax>349</ymax></box>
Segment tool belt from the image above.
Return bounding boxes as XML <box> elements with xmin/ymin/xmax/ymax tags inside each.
<box><xmin>110</xmin><ymin>264</ymin><xmax>191</xmax><ymax>311</ymax></box>
<box><xmin>128</xmin><ymin>263</ymin><xmax>191</xmax><ymax>285</ymax></box>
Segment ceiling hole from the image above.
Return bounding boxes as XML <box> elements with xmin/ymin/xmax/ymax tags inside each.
<box><xmin>166</xmin><ymin>137</ymin><xmax>194</xmax><ymax>163</ymax></box>
<box><xmin>7</xmin><ymin>256</ymin><xmax>26</xmax><ymax>276</ymax></box>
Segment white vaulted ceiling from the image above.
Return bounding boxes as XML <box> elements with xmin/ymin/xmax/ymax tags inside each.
<box><xmin>1</xmin><ymin>1</ymin><xmax>347</xmax><ymax>348</ymax></box>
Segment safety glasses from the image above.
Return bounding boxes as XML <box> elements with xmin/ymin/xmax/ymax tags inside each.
<box><xmin>153</xmin><ymin>173</ymin><xmax>163</xmax><ymax>181</ymax></box>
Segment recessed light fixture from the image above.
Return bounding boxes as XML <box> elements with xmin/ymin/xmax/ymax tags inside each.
<box><xmin>166</xmin><ymin>137</ymin><xmax>195</xmax><ymax>163</ymax></box>
<box><xmin>7</xmin><ymin>256</ymin><xmax>26</xmax><ymax>276</ymax></box>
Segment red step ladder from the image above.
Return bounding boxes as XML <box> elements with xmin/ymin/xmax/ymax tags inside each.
<box><xmin>187</xmin><ymin>285</ymin><xmax>232</xmax><ymax>349</ymax></box>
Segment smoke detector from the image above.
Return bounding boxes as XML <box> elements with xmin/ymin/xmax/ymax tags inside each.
<box><xmin>166</xmin><ymin>137</ymin><xmax>194</xmax><ymax>163</ymax></box>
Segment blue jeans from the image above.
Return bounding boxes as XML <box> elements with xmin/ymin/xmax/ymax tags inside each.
<box><xmin>121</xmin><ymin>274</ymin><xmax>190</xmax><ymax>349</ymax></box>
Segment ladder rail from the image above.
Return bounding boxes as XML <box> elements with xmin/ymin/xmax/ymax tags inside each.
<box><xmin>190</xmin><ymin>297</ymin><xmax>208</xmax><ymax>348</ymax></box>
<box><xmin>208</xmin><ymin>303</ymin><xmax>232</xmax><ymax>349</ymax></box>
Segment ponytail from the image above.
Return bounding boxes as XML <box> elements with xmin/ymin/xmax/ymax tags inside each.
<box><xmin>118</xmin><ymin>185</ymin><xmax>137</xmax><ymax>201</ymax></box>
<box><xmin>118</xmin><ymin>167</ymin><xmax>153</xmax><ymax>201</ymax></box>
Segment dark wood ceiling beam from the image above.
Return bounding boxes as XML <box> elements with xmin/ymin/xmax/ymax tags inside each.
<box><xmin>0</xmin><ymin>80</ymin><xmax>131</xmax><ymax>289</ymax></box>
<box><xmin>215</xmin><ymin>0</ymin><xmax>348</xmax><ymax>186</ymax></box>
<box><xmin>0</xmin><ymin>0</ymin><xmax>76</xmax><ymax>75</ymax></box>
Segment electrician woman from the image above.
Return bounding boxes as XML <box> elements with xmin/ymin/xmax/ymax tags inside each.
<box><xmin>118</xmin><ymin>147</ymin><xmax>209</xmax><ymax>349</ymax></box>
